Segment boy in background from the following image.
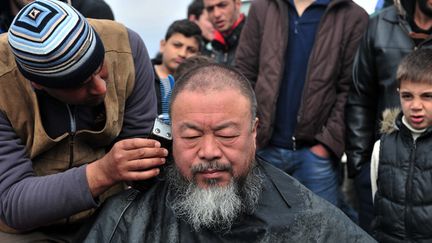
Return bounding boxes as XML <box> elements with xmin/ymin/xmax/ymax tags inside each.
<box><xmin>152</xmin><ymin>19</ymin><xmax>202</xmax><ymax>124</ymax></box>
<box><xmin>371</xmin><ymin>49</ymin><xmax>432</xmax><ymax>242</ymax></box>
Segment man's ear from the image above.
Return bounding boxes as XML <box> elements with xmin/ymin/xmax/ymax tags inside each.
<box><xmin>189</xmin><ymin>14</ymin><xmax>197</xmax><ymax>22</ymax></box>
<box><xmin>235</xmin><ymin>0</ymin><xmax>242</xmax><ymax>10</ymax></box>
<box><xmin>159</xmin><ymin>39</ymin><xmax>166</xmax><ymax>53</ymax></box>
<box><xmin>252</xmin><ymin>117</ymin><xmax>258</xmax><ymax>135</ymax></box>
<box><xmin>252</xmin><ymin>117</ymin><xmax>259</xmax><ymax>149</ymax></box>
<box><xmin>31</xmin><ymin>82</ymin><xmax>44</xmax><ymax>90</ymax></box>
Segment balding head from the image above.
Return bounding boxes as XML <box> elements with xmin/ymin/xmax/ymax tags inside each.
<box><xmin>170</xmin><ymin>63</ymin><xmax>257</xmax><ymax>122</ymax></box>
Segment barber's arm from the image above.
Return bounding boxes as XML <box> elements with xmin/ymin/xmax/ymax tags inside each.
<box><xmin>0</xmin><ymin>112</ymin><xmax>166</xmax><ymax>232</ymax></box>
<box><xmin>0</xmin><ymin>29</ymin><xmax>162</xmax><ymax>232</ymax></box>
<box><xmin>0</xmin><ymin>113</ymin><xmax>97</xmax><ymax>231</ymax></box>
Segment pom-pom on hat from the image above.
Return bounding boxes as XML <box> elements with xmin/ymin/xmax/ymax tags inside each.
<box><xmin>8</xmin><ymin>0</ymin><xmax>105</xmax><ymax>89</ymax></box>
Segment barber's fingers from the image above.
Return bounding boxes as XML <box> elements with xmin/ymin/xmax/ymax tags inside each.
<box><xmin>119</xmin><ymin>146</ymin><xmax>168</xmax><ymax>161</ymax></box>
<box><xmin>125</xmin><ymin>157</ymin><xmax>166</xmax><ymax>172</ymax></box>
<box><xmin>126</xmin><ymin>168</ymin><xmax>162</xmax><ymax>181</ymax></box>
<box><xmin>119</xmin><ymin>138</ymin><xmax>162</xmax><ymax>150</ymax></box>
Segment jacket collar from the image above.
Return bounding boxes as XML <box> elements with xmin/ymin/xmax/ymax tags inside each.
<box><xmin>212</xmin><ymin>14</ymin><xmax>245</xmax><ymax>50</ymax></box>
<box><xmin>213</xmin><ymin>13</ymin><xmax>245</xmax><ymax>46</ymax></box>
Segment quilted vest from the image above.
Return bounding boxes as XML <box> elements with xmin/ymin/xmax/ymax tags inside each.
<box><xmin>373</xmin><ymin>117</ymin><xmax>432</xmax><ymax>242</ymax></box>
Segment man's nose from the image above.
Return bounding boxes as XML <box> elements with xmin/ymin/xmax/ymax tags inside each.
<box><xmin>198</xmin><ymin>135</ymin><xmax>222</xmax><ymax>160</ymax></box>
<box><xmin>213</xmin><ymin>7</ymin><xmax>222</xmax><ymax>18</ymax></box>
<box><xmin>89</xmin><ymin>75</ymin><xmax>107</xmax><ymax>95</ymax></box>
<box><xmin>178</xmin><ymin>47</ymin><xmax>187</xmax><ymax>58</ymax></box>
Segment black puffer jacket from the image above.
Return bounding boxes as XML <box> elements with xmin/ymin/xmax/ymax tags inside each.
<box><xmin>345</xmin><ymin>0</ymin><xmax>432</xmax><ymax>177</ymax></box>
<box><xmin>373</xmin><ymin>113</ymin><xmax>432</xmax><ymax>242</ymax></box>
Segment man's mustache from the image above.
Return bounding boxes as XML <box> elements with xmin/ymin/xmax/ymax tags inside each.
<box><xmin>191</xmin><ymin>160</ymin><xmax>233</xmax><ymax>174</ymax></box>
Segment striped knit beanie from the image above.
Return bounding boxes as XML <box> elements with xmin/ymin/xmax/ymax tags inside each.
<box><xmin>8</xmin><ymin>0</ymin><xmax>105</xmax><ymax>88</ymax></box>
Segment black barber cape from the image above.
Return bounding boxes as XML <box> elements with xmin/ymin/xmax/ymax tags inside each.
<box><xmin>84</xmin><ymin>158</ymin><xmax>374</xmax><ymax>243</ymax></box>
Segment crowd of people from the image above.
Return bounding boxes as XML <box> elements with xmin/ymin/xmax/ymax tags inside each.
<box><xmin>0</xmin><ymin>0</ymin><xmax>431</xmax><ymax>242</ymax></box>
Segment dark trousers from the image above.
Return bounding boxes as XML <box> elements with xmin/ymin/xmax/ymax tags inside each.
<box><xmin>354</xmin><ymin>163</ymin><xmax>374</xmax><ymax>234</ymax></box>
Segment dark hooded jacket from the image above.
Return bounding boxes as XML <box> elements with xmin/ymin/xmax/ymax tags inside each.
<box><xmin>211</xmin><ymin>14</ymin><xmax>245</xmax><ymax>66</ymax></box>
<box><xmin>83</xmin><ymin>158</ymin><xmax>375</xmax><ymax>243</ymax></box>
<box><xmin>373</xmin><ymin>110</ymin><xmax>432</xmax><ymax>242</ymax></box>
<box><xmin>345</xmin><ymin>0</ymin><xmax>432</xmax><ymax>177</ymax></box>
<box><xmin>235</xmin><ymin>0</ymin><xmax>368</xmax><ymax>158</ymax></box>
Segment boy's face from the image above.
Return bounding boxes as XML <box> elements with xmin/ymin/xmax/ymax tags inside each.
<box><xmin>399</xmin><ymin>80</ymin><xmax>432</xmax><ymax>130</ymax></box>
<box><xmin>160</xmin><ymin>33</ymin><xmax>200</xmax><ymax>74</ymax></box>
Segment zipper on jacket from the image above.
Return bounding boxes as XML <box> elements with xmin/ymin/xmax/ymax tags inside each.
<box><xmin>292</xmin><ymin>136</ymin><xmax>297</xmax><ymax>151</ymax></box>
<box><xmin>404</xmin><ymin>140</ymin><xmax>416</xmax><ymax>239</ymax></box>
<box><xmin>66</xmin><ymin>105</ymin><xmax>77</xmax><ymax>169</ymax></box>
<box><xmin>66</xmin><ymin>104</ymin><xmax>76</xmax><ymax>225</ymax></box>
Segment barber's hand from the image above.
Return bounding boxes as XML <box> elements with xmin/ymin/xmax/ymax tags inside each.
<box><xmin>309</xmin><ymin>144</ymin><xmax>330</xmax><ymax>159</ymax></box>
<box><xmin>86</xmin><ymin>138</ymin><xmax>168</xmax><ymax>197</ymax></box>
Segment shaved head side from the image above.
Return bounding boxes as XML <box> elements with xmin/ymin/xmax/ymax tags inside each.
<box><xmin>170</xmin><ymin>63</ymin><xmax>257</xmax><ymax>120</ymax></box>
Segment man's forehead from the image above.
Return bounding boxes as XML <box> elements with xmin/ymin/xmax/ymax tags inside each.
<box><xmin>168</xmin><ymin>33</ymin><xmax>200</xmax><ymax>47</ymax></box>
<box><xmin>178</xmin><ymin>119</ymin><xmax>240</xmax><ymax>131</ymax></box>
<box><xmin>204</xmin><ymin>0</ymin><xmax>232</xmax><ymax>6</ymax></box>
<box><xmin>173</xmin><ymin>88</ymin><xmax>245</xmax><ymax>106</ymax></box>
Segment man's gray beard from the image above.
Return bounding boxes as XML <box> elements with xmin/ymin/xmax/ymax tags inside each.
<box><xmin>166</xmin><ymin>159</ymin><xmax>263</xmax><ymax>232</ymax></box>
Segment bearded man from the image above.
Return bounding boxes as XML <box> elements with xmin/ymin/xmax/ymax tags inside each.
<box><xmin>84</xmin><ymin>64</ymin><xmax>374</xmax><ymax>242</ymax></box>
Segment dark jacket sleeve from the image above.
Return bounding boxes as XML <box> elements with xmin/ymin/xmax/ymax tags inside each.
<box><xmin>0</xmin><ymin>113</ymin><xmax>97</xmax><ymax>231</ymax></box>
<box><xmin>345</xmin><ymin>18</ymin><xmax>379</xmax><ymax>177</ymax></box>
<box><xmin>234</xmin><ymin>0</ymin><xmax>263</xmax><ymax>88</ymax></box>
<box><xmin>314</xmin><ymin>6</ymin><xmax>369</xmax><ymax>159</ymax></box>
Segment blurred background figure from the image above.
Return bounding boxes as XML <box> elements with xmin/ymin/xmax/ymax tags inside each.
<box><xmin>188</xmin><ymin>0</ymin><xmax>214</xmax><ymax>56</ymax></box>
<box><xmin>0</xmin><ymin>0</ymin><xmax>114</xmax><ymax>34</ymax></box>
<box><xmin>236</xmin><ymin>0</ymin><xmax>368</xmax><ymax>220</ymax></box>
<box><xmin>346</xmin><ymin>0</ymin><xmax>432</xmax><ymax>235</ymax></box>
<box><xmin>99</xmin><ymin>1</ymin><xmax>379</xmax><ymax>59</ymax></box>
<box><xmin>152</xmin><ymin>19</ymin><xmax>202</xmax><ymax>124</ymax></box>
<box><xmin>375</xmin><ymin>0</ymin><xmax>393</xmax><ymax>11</ymax></box>
<box><xmin>204</xmin><ymin>0</ymin><xmax>244</xmax><ymax>66</ymax></box>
